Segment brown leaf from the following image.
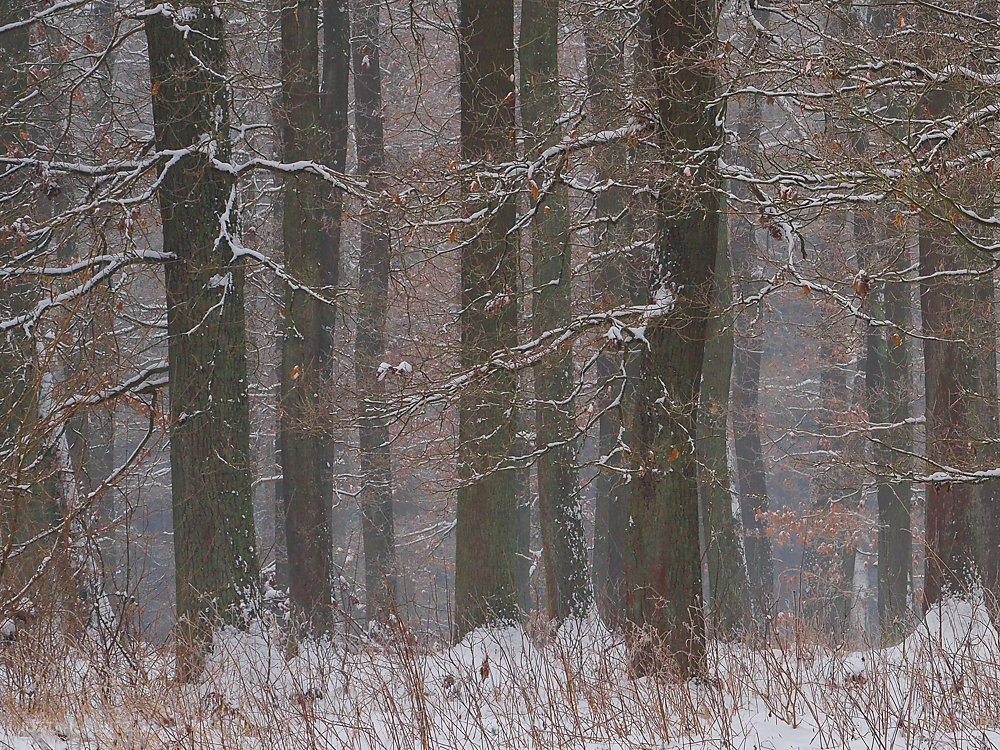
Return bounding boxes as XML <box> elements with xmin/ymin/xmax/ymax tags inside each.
<box><xmin>479</xmin><ymin>656</ymin><xmax>490</xmax><ymax>683</ymax></box>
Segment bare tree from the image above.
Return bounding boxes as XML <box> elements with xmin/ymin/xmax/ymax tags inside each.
<box><xmin>454</xmin><ymin>0</ymin><xmax>520</xmax><ymax>638</ymax></box>
<box><xmin>626</xmin><ymin>0</ymin><xmax>720</xmax><ymax>677</ymax></box>
<box><xmin>352</xmin><ymin>0</ymin><xmax>398</xmax><ymax>624</ymax></box>
<box><xmin>144</xmin><ymin>0</ymin><xmax>260</xmax><ymax>673</ymax></box>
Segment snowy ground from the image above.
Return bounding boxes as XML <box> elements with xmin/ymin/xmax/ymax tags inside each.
<box><xmin>3</xmin><ymin>600</ymin><xmax>1000</xmax><ymax>749</ymax></box>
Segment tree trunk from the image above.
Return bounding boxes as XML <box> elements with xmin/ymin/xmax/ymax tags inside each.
<box><xmin>144</xmin><ymin>0</ymin><xmax>260</xmax><ymax>675</ymax></box>
<box><xmin>916</xmin><ymin>73</ymin><xmax>989</xmax><ymax>609</ymax></box>
<box><xmin>729</xmin><ymin>6</ymin><xmax>773</xmax><ymax>625</ymax></box>
<box><xmin>586</xmin><ymin>10</ymin><xmax>637</xmax><ymax>630</ymax></box>
<box><xmin>352</xmin><ymin>0</ymin><xmax>398</xmax><ymax>625</ymax></box>
<box><xmin>625</xmin><ymin>0</ymin><xmax>718</xmax><ymax>678</ymax></box>
<box><xmin>279</xmin><ymin>0</ymin><xmax>333</xmax><ymax>631</ymax></box>
<box><xmin>802</xmin><ymin>338</ymin><xmax>860</xmax><ymax>643</ymax></box>
<box><xmin>514</xmin><ymin>406</ymin><xmax>533</xmax><ymax>615</ymax></box>
<box><xmin>977</xmin><ymin>266</ymin><xmax>1000</xmax><ymax>611</ymax></box>
<box><xmin>0</xmin><ymin>0</ymin><xmax>52</xmax><ymax>613</ymax></box>
<box><xmin>698</xmin><ymin>193</ymin><xmax>750</xmax><ymax>636</ymax></box>
<box><xmin>520</xmin><ymin>0</ymin><xmax>592</xmax><ymax>622</ymax></box>
<box><xmin>320</xmin><ymin>0</ymin><xmax>349</xmax><ymax>516</ymax></box>
<box><xmin>454</xmin><ymin>0</ymin><xmax>520</xmax><ymax>639</ymax></box>
<box><xmin>860</xmin><ymin>220</ymin><xmax>913</xmax><ymax>639</ymax></box>
<box><xmin>861</xmin><ymin>0</ymin><xmax>913</xmax><ymax>642</ymax></box>
<box><xmin>731</xmin><ymin>337</ymin><xmax>771</xmax><ymax>619</ymax></box>
<box><xmin>920</xmin><ymin>228</ymin><xmax>984</xmax><ymax>607</ymax></box>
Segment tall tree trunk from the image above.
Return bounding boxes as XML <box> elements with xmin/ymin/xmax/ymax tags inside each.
<box><xmin>977</xmin><ymin>267</ymin><xmax>1000</xmax><ymax>610</ymax></box>
<box><xmin>859</xmin><ymin>216</ymin><xmax>913</xmax><ymax>639</ymax></box>
<box><xmin>920</xmin><ymin>222</ymin><xmax>985</xmax><ymax>607</ymax></box>
<box><xmin>916</xmin><ymin>67</ymin><xmax>991</xmax><ymax>608</ymax></box>
<box><xmin>802</xmin><ymin>337</ymin><xmax>859</xmax><ymax>642</ymax></box>
<box><xmin>625</xmin><ymin>0</ymin><xmax>718</xmax><ymax>678</ymax></box>
<box><xmin>586</xmin><ymin>10</ymin><xmax>637</xmax><ymax>629</ymax></box>
<box><xmin>0</xmin><ymin>0</ymin><xmax>51</xmax><ymax>613</ymax></box>
<box><xmin>861</xmin><ymin>0</ymin><xmax>913</xmax><ymax>642</ymax></box>
<box><xmin>144</xmin><ymin>0</ymin><xmax>260</xmax><ymax>675</ymax></box>
<box><xmin>730</xmin><ymin>5</ymin><xmax>773</xmax><ymax>625</ymax></box>
<box><xmin>731</xmin><ymin>332</ymin><xmax>771</xmax><ymax>618</ymax></box>
<box><xmin>520</xmin><ymin>0</ymin><xmax>592</xmax><ymax>622</ymax></box>
<box><xmin>320</xmin><ymin>0</ymin><xmax>349</xmax><ymax>520</ymax></box>
<box><xmin>352</xmin><ymin>0</ymin><xmax>398</xmax><ymax>625</ymax></box>
<box><xmin>279</xmin><ymin>0</ymin><xmax>333</xmax><ymax>631</ymax></box>
<box><xmin>698</xmin><ymin>193</ymin><xmax>750</xmax><ymax>636</ymax></box>
<box><xmin>82</xmin><ymin>0</ymin><xmax>116</xmax><ymax>515</ymax></box>
<box><xmin>454</xmin><ymin>0</ymin><xmax>520</xmax><ymax>639</ymax></box>
<box><xmin>514</xmin><ymin>405</ymin><xmax>533</xmax><ymax>615</ymax></box>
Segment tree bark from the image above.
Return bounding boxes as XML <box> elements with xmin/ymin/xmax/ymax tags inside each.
<box><xmin>514</xmin><ymin>407</ymin><xmax>533</xmax><ymax>614</ymax></box>
<box><xmin>625</xmin><ymin>0</ymin><xmax>718</xmax><ymax>678</ymax></box>
<box><xmin>352</xmin><ymin>0</ymin><xmax>398</xmax><ymax>625</ymax></box>
<box><xmin>860</xmin><ymin>0</ymin><xmax>913</xmax><ymax>642</ymax></box>
<box><xmin>920</xmin><ymin>223</ymin><xmax>984</xmax><ymax>607</ymax></box>
<box><xmin>586</xmin><ymin>9</ymin><xmax>638</xmax><ymax>630</ymax></box>
<box><xmin>454</xmin><ymin>0</ymin><xmax>520</xmax><ymax>639</ymax></box>
<box><xmin>0</xmin><ymin>0</ymin><xmax>51</xmax><ymax>612</ymax></box>
<box><xmin>320</xmin><ymin>0</ymin><xmax>349</xmax><ymax>519</ymax></box>
<box><xmin>144</xmin><ymin>0</ymin><xmax>260</xmax><ymax>675</ymax></box>
<box><xmin>520</xmin><ymin>0</ymin><xmax>592</xmax><ymax>622</ymax></box>
<box><xmin>859</xmin><ymin>219</ymin><xmax>913</xmax><ymax>639</ymax></box>
<box><xmin>698</xmin><ymin>193</ymin><xmax>750</xmax><ymax>636</ymax></box>
<box><xmin>729</xmin><ymin>6</ymin><xmax>773</xmax><ymax>625</ymax></box>
<box><xmin>279</xmin><ymin>0</ymin><xmax>333</xmax><ymax>631</ymax></box>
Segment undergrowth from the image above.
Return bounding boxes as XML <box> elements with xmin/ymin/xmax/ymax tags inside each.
<box><xmin>2</xmin><ymin>600</ymin><xmax>1000</xmax><ymax>750</ymax></box>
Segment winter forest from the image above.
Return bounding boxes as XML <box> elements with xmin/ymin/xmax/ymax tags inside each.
<box><xmin>5</xmin><ymin>0</ymin><xmax>1000</xmax><ymax>746</ymax></box>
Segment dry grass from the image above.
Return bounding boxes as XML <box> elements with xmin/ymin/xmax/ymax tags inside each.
<box><xmin>2</xmin><ymin>601</ymin><xmax>1000</xmax><ymax>750</ymax></box>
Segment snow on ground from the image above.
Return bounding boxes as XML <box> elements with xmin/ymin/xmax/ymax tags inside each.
<box><xmin>3</xmin><ymin>600</ymin><xmax>1000</xmax><ymax>749</ymax></box>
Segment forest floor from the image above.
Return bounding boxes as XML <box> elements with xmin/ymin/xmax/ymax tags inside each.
<box><xmin>1</xmin><ymin>599</ymin><xmax>999</xmax><ymax>750</ymax></box>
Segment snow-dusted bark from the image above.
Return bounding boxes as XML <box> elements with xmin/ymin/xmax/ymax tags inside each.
<box><xmin>144</xmin><ymin>0</ymin><xmax>260</xmax><ymax>675</ymax></box>
<box><xmin>698</xmin><ymin>193</ymin><xmax>751</xmax><ymax>637</ymax></box>
<box><xmin>520</xmin><ymin>0</ymin><xmax>592</xmax><ymax>623</ymax></box>
<box><xmin>454</xmin><ymin>0</ymin><xmax>521</xmax><ymax>639</ymax></box>
<box><xmin>352</xmin><ymin>0</ymin><xmax>398</xmax><ymax>625</ymax></box>
<box><xmin>625</xmin><ymin>0</ymin><xmax>720</xmax><ymax>679</ymax></box>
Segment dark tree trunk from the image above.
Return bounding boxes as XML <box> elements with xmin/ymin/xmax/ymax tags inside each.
<box><xmin>698</xmin><ymin>193</ymin><xmax>750</xmax><ymax>636</ymax></box>
<box><xmin>729</xmin><ymin>6</ymin><xmax>773</xmax><ymax>624</ymax></box>
<box><xmin>860</xmin><ymin>0</ymin><xmax>913</xmax><ymax>641</ymax></box>
<box><xmin>625</xmin><ymin>0</ymin><xmax>719</xmax><ymax>678</ymax></box>
<box><xmin>860</xmin><ymin>221</ymin><xmax>913</xmax><ymax>639</ymax></box>
<box><xmin>802</xmin><ymin>339</ymin><xmax>859</xmax><ymax>642</ymax></box>
<box><xmin>916</xmin><ymin>79</ymin><xmax>988</xmax><ymax>610</ymax></box>
<box><xmin>731</xmin><ymin>337</ymin><xmax>772</xmax><ymax>618</ymax></box>
<box><xmin>977</xmin><ymin>268</ymin><xmax>1000</xmax><ymax>609</ymax></box>
<box><xmin>594</xmin><ymin>351</ymin><xmax>634</xmax><ymax>627</ymax></box>
<box><xmin>352</xmin><ymin>0</ymin><xmax>398</xmax><ymax>625</ymax></box>
<box><xmin>266</xmin><ymin>0</ymin><xmax>287</xmax><ymax>590</ymax></box>
<box><xmin>520</xmin><ymin>0</ymin><xmax>592</xmax><ymax>622</ymax></box>
<box><xmin>514</xmin><ymin>405</ymin><xmax>533</xmax><ymax>615</ymax></box>
<box><xmin>77</xmin><ymin>0</ymin><xmax>116</xmax><ymax>506</ymax></box>
<box><xmin>144</xmin><ymin>0</ymin><xmax>260</xmax><ymax>675</ymax></box>
<box><xmin>0</xmin><ymin>0</ymin><xmax>51</xmax><ymax>609</ymax></box>
<box><xmin>920</xmin><ymin>225</ymin><xmax>984</xmax><ymax>607</ymax></box>
<box><xmin>586</xmin><ymin>10</ymin><xmax>638</xmax><ymax>629</ymax></box>
<box><xmin>320</xmin><ymin>0</ymin><xmax>349</xmax><ymax>514</ymax></box>
<box><xmin>454</xmin><ymin>0</ymin><xmax>520</xmax><ymax>639</ymax></box>
<box><xmin>279</xmin><ymin>0</ymin><xmax>333</xmax><ymax>631</ymax></box>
